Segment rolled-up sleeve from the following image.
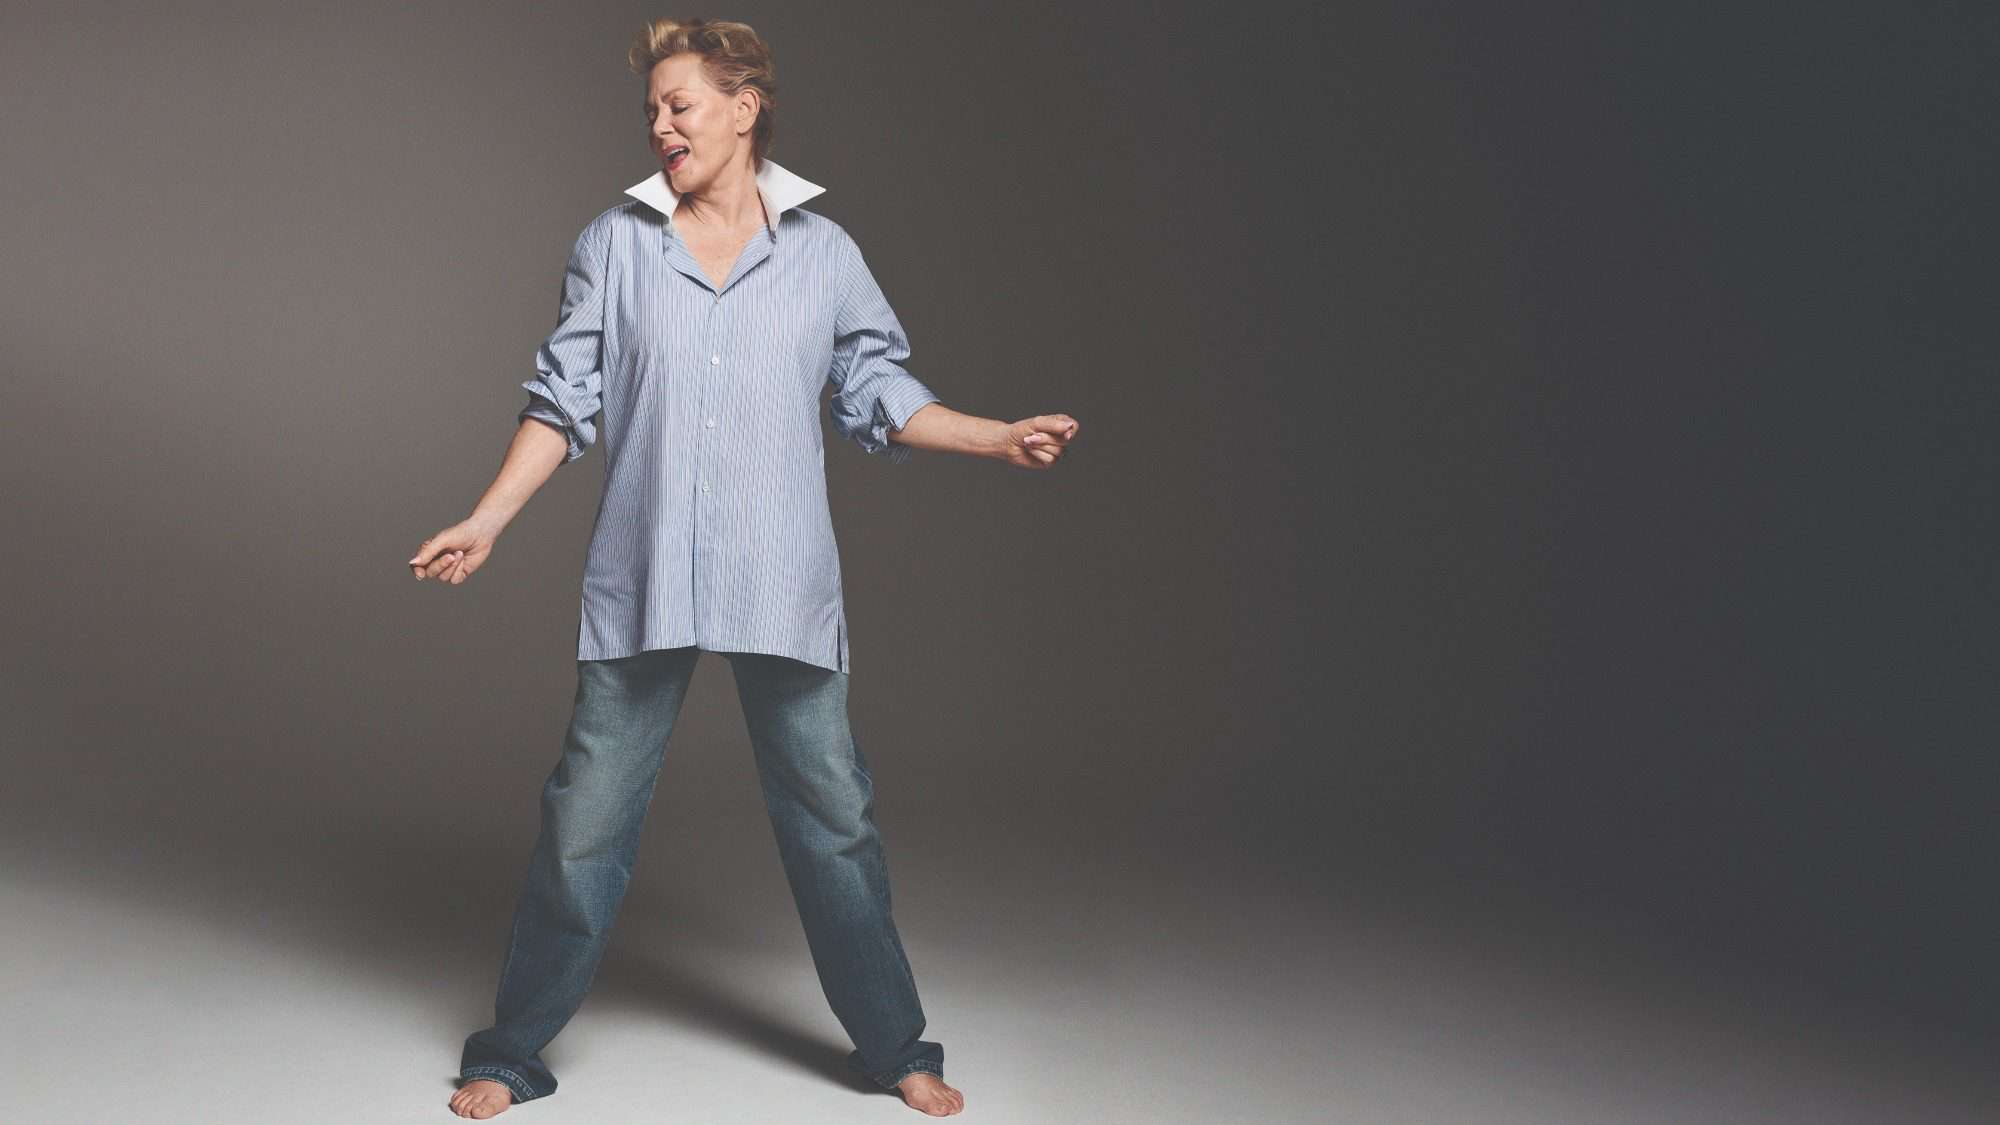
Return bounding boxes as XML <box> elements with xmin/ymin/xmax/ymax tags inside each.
<box><xmin>518</xmin><ymin>216</ymin><xmax>612</xmax><ymax>464</ymax></box>
<box><xmin>826</xmin><ymin>232</ymin><xmax>941</xmax><ymax>464</ymax></box>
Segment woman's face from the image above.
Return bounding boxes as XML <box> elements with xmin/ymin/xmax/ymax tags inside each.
<box><xmin>644</xmin><ymin>53</ymin><xmax>756</xmax><ymax>191</ymax></box>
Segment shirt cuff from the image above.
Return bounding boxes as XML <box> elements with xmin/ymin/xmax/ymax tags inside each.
<box><xmin>869</xmin><ymin>379</ymin><xmax>941</xmax><ymax>465</ymax></box>
<box><xmin>519</xmin><ymin>391</ymin><xmax>589</xmax><ymax>464</ymax></box>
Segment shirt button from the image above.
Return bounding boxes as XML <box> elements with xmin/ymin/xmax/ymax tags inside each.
<box><xmin>710</xmin><ymin>354</ymin><xmax>720</xmax><ymax>365</ymax></box>
<box><xmin>700</xmin><ymin>480</ymin><xmax>710</xmax><ymax>493</ymax></box>
<box><xmin>704</xmin><ymin>417</ymin><xmax>716</xmax><ymax>428</ymax></box>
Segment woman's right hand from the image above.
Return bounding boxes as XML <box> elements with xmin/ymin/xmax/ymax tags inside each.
<box><xmin>407</xmin><ymin>517</ymin><xmax>499</xmax><ymax>585</ymax></box>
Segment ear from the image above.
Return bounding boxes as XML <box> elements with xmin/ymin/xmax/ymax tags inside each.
<box><xmin>736</xmin><ymin>88</ymin><xmax>761</xmax><ymax>136</ymax></box>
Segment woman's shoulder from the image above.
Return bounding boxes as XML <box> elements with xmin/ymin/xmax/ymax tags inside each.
<box><xmin>785</xmin><ymin>208</ymin><xmax>864</xmax><ymax>268</ymax></box>
<box><xmin>532</xmin><ymin>201</ymin><xmax>653</xmax><ymax>266</ymax></box>
<box><xmin>578</xmin><ymin>199</ymin><xmax>654</xmax><ymax>243</ymax></box>
<box><xmin>788</xmin><ymin>207</ymin><xmax>851</xmax><ymax>244</ymax></box>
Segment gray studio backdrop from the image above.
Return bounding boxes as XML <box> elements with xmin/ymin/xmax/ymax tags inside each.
<box><xmin>3</xmin><ymin>0</ymin><xmax>1994</xmax><ymax>1118</ymax></box>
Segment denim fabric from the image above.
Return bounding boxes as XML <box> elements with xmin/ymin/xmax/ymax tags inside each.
<box><xmin>459</xmin><ymin>646</ymin><xmax>942</xmax><ymax>1102</ymax></box>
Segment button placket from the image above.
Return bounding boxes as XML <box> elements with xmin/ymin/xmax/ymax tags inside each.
<box><xmin>697</xmin><ymin>301</ymin><xmax>721</xmax><ymax>499</ymax></box>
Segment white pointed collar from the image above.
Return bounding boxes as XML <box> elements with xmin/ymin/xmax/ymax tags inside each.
<box><xmin>624</xmin><ymin>157</ymin><xmax>826</xmax><ymax>237</ymax></box>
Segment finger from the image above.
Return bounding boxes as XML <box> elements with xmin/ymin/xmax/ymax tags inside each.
<box><xmin>1023</xmin><ymin>432</ymin><xmax>1070</xmax><ymax>454</ymax></box>
<box><xmin>411</xmin><ymin>537</ymin><xmax>461</xmax><ymax>578</ymax></box>
<box><xmin>450</xmin><ymin>552</ymin><xmax>472</xmax><ymax>584</ymax></box>
<box><xmin>1028</xmin><ymin>445</ymin><xmax>1056</xmax><ymax>465</ymax></box>
<box><xmin>1030</xmin><ymin>424</ymin><xmax>1077</xmax><ymax>453</ymax></box>
<box><xmin>408</xmin><ymin>537</ymin><xmax>443</xmax><ymax>568</ymax></box>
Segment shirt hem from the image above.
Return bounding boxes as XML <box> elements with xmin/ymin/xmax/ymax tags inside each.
<box><xmin>577</xmin><ymin>634</ymin><xmax>845</xmax><ymax>675</ymax></box>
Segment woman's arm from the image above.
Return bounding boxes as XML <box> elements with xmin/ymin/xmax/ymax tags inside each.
<box><xmin>408</xmin><ymin>215</ymin><xmax>613</xmax><ymax>584</ymax></box>
<box><xmin>467</xmin><ymin>417</ymin><xmax>572</xmax><ymax>536</ymax></box>
<box><xmin>406</xmin><ymin>417</ymin><xmax>568</xmax><ymax>583</ymax></box>
<box><xmin>825</xmin><ymin>231</ymin><xmax>1076</xmax><ymax>469</ymax></box>
<box><xmin>890</xmin><ymin>402</ymin><xmax>1079</xmax><ymax>469</ymax></box>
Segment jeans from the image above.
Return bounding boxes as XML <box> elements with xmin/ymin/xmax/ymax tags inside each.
<box><xmin>459</xmin><ymin>646</ymin><xmax>943</xmax><ymax>1102</ymax></box>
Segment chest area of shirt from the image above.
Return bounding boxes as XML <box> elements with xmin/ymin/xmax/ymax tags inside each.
<box><xmin>676</xmin><ymin>222</ymin><xmax>767</xmax><ymax>289</ymax></box>
<box><xmin>608</xmin><ymin>233</ymin><xmax>840</xmax><ymax>378</ymax></box>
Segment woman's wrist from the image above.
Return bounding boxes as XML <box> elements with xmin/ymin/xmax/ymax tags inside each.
<box><xmin>464</xmin><ymin>508</ymin><xmax>512</xmax><ymax>540</ymax></box>
<box><xmin>975</xmin><ymin>417</ymin><xmax>1015</xmax><ymax>460</ymax></box>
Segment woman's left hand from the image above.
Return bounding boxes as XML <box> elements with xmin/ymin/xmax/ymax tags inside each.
<box><xmin>1003</xmin><ymin>414</ymin><xmax>1079</xmax><ymax>469</ymax></box>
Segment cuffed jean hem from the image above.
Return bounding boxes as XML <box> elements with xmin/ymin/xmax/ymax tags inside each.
<box><xmin>865</xmin><ymin>1058</ymin><xmax>944</xmax><ymax>1091</ymax></box>
<box><xmin>460</xmin><ymin>1065</ymin><xmax>544</xmax><ymax>1104</ymax></box>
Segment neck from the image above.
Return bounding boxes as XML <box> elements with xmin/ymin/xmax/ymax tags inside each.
<box><xmin>675</xmin><ymin>155</ymin><xmax>765</xmax><ymax>230</ymax></box>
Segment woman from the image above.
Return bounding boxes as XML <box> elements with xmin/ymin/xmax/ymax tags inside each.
<box><xmin>407</xmin><ymin>17</ymin><xmax>1077</xmax><ymax>1121</ymax></box>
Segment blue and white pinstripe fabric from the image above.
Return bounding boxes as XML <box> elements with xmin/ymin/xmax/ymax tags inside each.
<box><xmin>517</xmin><ymin>160</ymin><xmax>941</xmax><ymax>674</ymax></box>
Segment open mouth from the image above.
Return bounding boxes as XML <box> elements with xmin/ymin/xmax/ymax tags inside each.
<box><xmin>664</xmin><ymin>145</ymin><xmax>690</xmax><ymax>170</ymax></box>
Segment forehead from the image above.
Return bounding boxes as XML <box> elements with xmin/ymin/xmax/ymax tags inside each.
<box><xmin>646</xmin><ymin>54</ymin><xmax>715</xmax><ymax>96</ymax></box>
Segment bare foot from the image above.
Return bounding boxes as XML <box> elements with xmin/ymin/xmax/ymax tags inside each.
<box><xmin>896</xmin><ymin>1072</ymin><xmax>965</xmax><ymax>1116</ymax></box>
<box><xmin>449</xmin><ymin>1078</ymin><xmax>514</xmax><ymax>1118</ymax></box>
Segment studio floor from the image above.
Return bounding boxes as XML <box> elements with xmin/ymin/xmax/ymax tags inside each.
<box><xmin>4</xmin><ymin>806</ymin><xmax>1990</xmax><ymax>1124</ymax></box>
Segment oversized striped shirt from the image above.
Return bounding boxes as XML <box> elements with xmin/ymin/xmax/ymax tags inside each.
<box><xmin>516</xmin><ymin>159</ymin><xmax>941</xmax><ymax>674</ymax></box>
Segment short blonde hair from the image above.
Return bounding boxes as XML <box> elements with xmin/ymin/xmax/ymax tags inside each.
<box><xmin>628</xmin><ymin>18</ymin><xmax>778</xmax><ymax>169</ymax></box>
